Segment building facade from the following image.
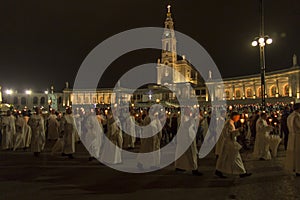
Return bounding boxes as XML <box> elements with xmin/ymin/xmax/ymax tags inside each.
<box><xmin>1</xmin><ymin>5</ymin><xmax>299</xmax><ymax>110</ymax></box>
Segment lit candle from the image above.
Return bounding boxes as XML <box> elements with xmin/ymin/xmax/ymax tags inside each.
<box><xmin>269</xmin><ymin>118</ymin><xmax>273</xmax><ymax>123</ymax></box>
<box><xmin>240</xmin><ymin>118</ymin><xmax>245</xmax><ymax>124</ymax></box>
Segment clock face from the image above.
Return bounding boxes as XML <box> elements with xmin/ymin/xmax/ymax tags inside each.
<box><xmin>165</xmin><ymin>32</ymin><xmax>170</xmax><ymax>37</ymax></box>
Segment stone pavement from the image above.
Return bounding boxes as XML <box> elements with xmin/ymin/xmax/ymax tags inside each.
<box><xmin>0</xmin><ymin>143</ymin><xmax>300</xmax><ymax>200</ymax></box>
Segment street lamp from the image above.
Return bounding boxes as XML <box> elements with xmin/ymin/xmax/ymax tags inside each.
<box><xmin>251</xmin><ymin>0</ymin><xmax>272</xmax><ymax>111</ymax></box>
<box><xmin>5</xmin><ymin>89</ymin><xmax>13</xmax><ymax>95</ymax></box>
<box><xmin>25</xmin><ymin>90</ymin><xmax>32</xmax><ymax>95</ymax></box>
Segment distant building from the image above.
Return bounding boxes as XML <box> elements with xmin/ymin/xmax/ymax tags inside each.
<box><xmin>1</xmin><ymin>5</ymin><xmax>299</xmax><ymax>110</ymax></box>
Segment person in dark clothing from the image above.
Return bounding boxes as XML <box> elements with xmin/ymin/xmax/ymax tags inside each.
<box><xmin>281</xmin><ymin>106</ymin><xmax>291</xmax><ymax>150</ymax></box>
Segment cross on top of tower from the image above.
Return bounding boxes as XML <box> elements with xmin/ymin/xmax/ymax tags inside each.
<box><xmin>167</xmin><ymin>5</ymin><xmax>171</xmax><ymax>13</ymax></box>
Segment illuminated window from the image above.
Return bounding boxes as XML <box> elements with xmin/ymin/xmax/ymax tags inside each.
<box><xmin>246</xmin><ymin>88</ymin><xmax>253</xmax><ymax>98</ymax></box>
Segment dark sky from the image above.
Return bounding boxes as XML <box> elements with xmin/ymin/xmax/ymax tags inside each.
<box><xmin>0</xmin><ymin>0</ymin><xmax>299</xmax><ymax>91</ymax></box>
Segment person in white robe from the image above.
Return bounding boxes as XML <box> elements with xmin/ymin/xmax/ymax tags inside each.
<box><xmin>28</xmin><ymin>108</ymin><xmax>46</xmax><ymax>156</ymax></box>
<box><xmin>285</xmin><ymin>103</ymin><xmax>300</xmax><ymax>176</ymax></box>
<box><xmin>100</xmin><ymin>111</ymin><xmax>123</xmax><ymax>164</ymax></box>
<box><xmin>215</xmin><ymin>110</ymin><xmax>226</xmax><ymax>158</ymax></box>
<box><xmin>253</xmin><ymin>113</ymin><xmax>273</xmax><ymax>160</ymax></box>
<box><xmin>60</xmin><ymin>107</ymin><xmax>77</xmax><ymax>159</ymax></box>
<box><xmin>85</xmin><ymin>109</ymin><xmax>103</xmax><ymax>161</ymax></box>
<box><xmin>215</xmin><ymin>112</ymin><xmax>252</xmax><ymax>178</ymax></box>
<box><xmin>23</xmin><ymin>113</ymin><xmax>32</xmax><ymax>150</ymax></box>
<box><xmin>13</xmin><ymin>113</ymin><xmax>26</xmax><ymax>151</ymax></box>
<box><xmin>175</xmin><ymin>108</ymin><xmax>202</xmax><ymax>176</ymax></box>
<box><xmin>1</xmin><ymin>110</ymin><xmax>16</xmax><ymax>150</ymax></box>
<box><xmin>137</xmin><ymin>109</ymin><xmax>162</xmax><ymax>170</ymax></box>
<box><xmin>74</xmin><ymin>109</ymin><xmax>83</xmax><ymax>143</ymax></box>
<box><xmin>123</xmin><ymin>111</ymin><xmax>136</xmax><ymax>149</ymax></box>
<box><xmin>47</xmin><ymin>110</ymin><xmax>59</xmax><ymax>141</ymax></box>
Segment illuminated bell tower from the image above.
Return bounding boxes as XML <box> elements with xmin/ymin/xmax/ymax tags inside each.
<box><xmin>161</xmin><ymin>5</ymin><xmax>177</xmax><ymax>64</ymax></box>
<box><xmin>157</xmin><ymin>5</ymin><xmax>177</xmax><ymax>85</ymax></box>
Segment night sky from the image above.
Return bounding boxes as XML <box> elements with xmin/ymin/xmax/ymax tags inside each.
<box><xmin>0</xmin><ymin>0</ymin><xmax>299</xmax><ymax>92</ymax></box>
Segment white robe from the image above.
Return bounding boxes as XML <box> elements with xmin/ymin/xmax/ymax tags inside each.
<box><xmin>253</xmin><ymin>118</ymin><xmax>273</xmax><ymax>160</ymax></box>
<box><xmin>100</xmin><ymin>118</ymin><xmax>123</xmax><ymax>164</ymax></box>
<box><xmin>1</xmin><ymin>115</ymin><xmax>15</xmax><ymax>150</ymax></box>
<box><xmin>47</xmin><ymin>114</ymin><xmax>59</xmax><ymax>140</ymax></box>
<box><xmin>74</xmin><ymin>114</ymin><xmax>82</xmax><ymax>142</ymax></box>
<box><xmin>216</xmin><ymin>119</ymin><xmax>246</xmax><ymax>175</ymax></box>
<box><xmin>175</xmin><ymin>118</ymin><xmax>198</xmax><ymax>171</ymax></box>
<box><xmin>137</xmin><ymin>116</ymin><xmax>162</xmax><ymax>168</ymax></box>
<box><xmin>123</xmin><ymin>115</ymin><xmax>136</xmax><ymax>148</ymax></box>
<box><xmin>85</xmin><ymin>114</ymin><xmax>103</xmax><ymax>158</ymax></box>
<box><xmin>285</xmin><ymin>111</ymin><xmax>300</xmax><ymax>173</ymax></box>
<box><xmin>60</xmin><ymin>114</ymin><xmax>77</xmax><ymax>154</ymax></box>
<box><xmin>13</xmin><ymin>117</ymin><xmax>26</xmax><ymax>150</ymax></box>
<box><xmin>23</xmin><ymin>116</ymin><xmax>32</xmax><ymax>148</ymax></box>
<box><xmin>28</xmin><ymin>115</ymin><xmax>46</xmax><ymax>153</ymax></box>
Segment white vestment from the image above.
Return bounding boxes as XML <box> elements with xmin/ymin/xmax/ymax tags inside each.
<box><xmin>123</xmin><ymin>115</ymin><xmax>136</xmax><ymax>148</ymax></box>
<box><xmin>47</xmin><ymin>114</ymin><xmax>59</xmax><ymax>140</ymax></box>
<box><xmin>137</xmin><ymin>116</ymin><xmax>162</xmax><ymax>168</ymax></box>
<box><xmin>13</xmin><ymin>116</ymin><xmax>26</xmax><ymax>150</ymax></box>
<box><xmin>60</xmin><ymin>114</ymin><xmax>77</xmax><ymax>154</ymax></box>
<box><xmin>100</xmin><ymin>118</ymin><xmax>123</xmax><ymax>164</ymax></box>
<box><xmin>23</xmin><ymin>116</ymin><xmax>32</xmax><ymax>148</ymax></box>
<box><xmin>175</xmin><ymin>117</ymin><xmax>198</xmax><ymax>171</ymax></box>
<box><xmin>1</xmin><ymin>115</ymin><xmax>16</xmax><ymax>150</ymax></box>
<box><xmin>216</xmin><ymin>119</ymin><xmax>246</xmax><ymax>175</ymax></box>
<box><xmin>253</xmin><ymin>118</ymin><xmax>273</xmax><ymax>160</ymax></box>
<box><xmin>28</xmin><ymin>115</ymin><xmax>46</xmax><ymax>153</ymax></box>
<box><xmin>285</xmin><ymin>111</ymin><xmax>300</xmax><ymax>173</ymax></box>
<box><xmin>85</xmin><ymin>114</ymin><xmax>103</xmax><ymax>158</ymax></box>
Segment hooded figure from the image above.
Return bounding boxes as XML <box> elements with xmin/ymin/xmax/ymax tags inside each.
<box><xmin>285</xmin><ymin>103</ymin><xmax>300</xmax><ymax>176</ymax></box>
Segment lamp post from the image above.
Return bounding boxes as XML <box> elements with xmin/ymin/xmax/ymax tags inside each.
<box><xmin>251</xmin><ymin>0</ymin><xmax>272</xmax><ymax>111</ymax></box>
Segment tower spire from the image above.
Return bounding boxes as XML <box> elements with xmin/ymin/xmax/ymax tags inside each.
<box><xmin>167</xmin><ymin>5</ymin><xmax>171</xmax><ymax>15</ymax></box>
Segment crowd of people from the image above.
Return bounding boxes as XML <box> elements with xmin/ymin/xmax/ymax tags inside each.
<box><xmin>0</xmin><ymin>102</ymin><xmax>300</xmax><ymax>178</ymax></box>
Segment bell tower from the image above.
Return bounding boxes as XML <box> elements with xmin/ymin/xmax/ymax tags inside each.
<box><xmin>161</xmin><ymin>5</ymin><xmax>177</xmax><ymax>65</ymax></box>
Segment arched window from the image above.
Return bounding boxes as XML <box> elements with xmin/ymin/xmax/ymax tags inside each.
<box><xmin>21</xmin><ymin>97</ymin><xmax>26</xmax><ymax>105</ymax></box>
<box><xmin>85</xmin><ymin>97</ymin><xmax>89</xmax><ymax>103</ymax></box>
<box><xmin>235</xmin><ymin>90</ymin><xmax>241</xmax><ymax>98</ymax></box>
<box><xmin>283</xmin><ymin>84</ymin><xmax>289</xmax><ymax>96</ymax></box>
<box><xmin>40</xmin><ymin>97</ymin><xmax>45</xmax><ymax>105</ymax></box>
<box><xmin>257</xmin><ymin>87</ymin><xmax>261</xmax><ymax>98</ymax></box>
<box><xmin>33</xmin><ymin>97</ymin><xmax>38</xmax><ymax>105</ymax></box>
<box><xmin>77</xmin><ymin>97</ymin><xmax>82</xmax><ymax>104</ymax></box>
<box><xmin>246</xmin><ymin>88</ymin><xmax>253</xmax><ymax>98</ymax></box>
<box><xmin>225</xmin><ymin>90</ymin><xmax>230</xmax><ymax>99</ymax></box>
<box><xmin>92</xmin><ymin>97</ymin><xmax>97</xmax><ymax>103</ymax></box>
<box><xmin>13</xmin><ymin>97</ymin><xmax>18</xmax><ymax>105</ymax></box>
<box><xmin>165</xmin><ymin>42</ymin><xmax>169</xmax><ymax>51</ymax></box>
<box><xmin>270</xmin><ymin>86</ymin><xmax>277</xmax><ymax>97</ymax></box>
<box><xmin>58</xmin><ymin>97</ymin><xmax>62</xmax><ymax>104</ymax></box>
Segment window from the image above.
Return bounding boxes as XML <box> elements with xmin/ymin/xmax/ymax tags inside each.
<box><xmin>284</xmin><ymin>85</ymin><xmax>289</xmax><ymax>96</ymax></box>
<box><xmin>21</xmin><ymin>97</ymin><xmax>26</xmax><ymax>105</ymax></box>
<box><xmin>246</xmin><ymin>88</ymin><xmax>253</xmax><ymax>98</ymax></box>
<box><xmin>195</xmin><ymin>90</ymin><xmax>201</xmax><ymax>96</ymax></box>
<box><xmin>40</xmin><ymin>97</ymin><xmax>45</xmax><ymax>105</ymax></box>
<box><xmin>225</xmin><ymin>90</ymin><xmax>230</xmax><ymax>99</ymax></box>
<box><xmin>270</xmin><ymin>86</ymin><xmax>277</xmax><ymax>97</ymax></box>
<box><xmin>58</xmin><ymin>97</ymin><xmax>62</xmax><ymax>104</ymax></box>
<box><xmin>236</xmin><ymin>90</ymin><xmax>241</xmax><ymax>98</ymax></box>
<box><xmin>13</xmin><ymin>97</ymin><xmax>18</xmax><ymax>105</ymax></box>
<box><xmin>33</xmin><ymin>97</ymin><xmax>38</xmax><ymax>105</ymax></box>
<box><xmin>257</xmin><ymin>88</ymin><xmax>261</xmax><ymax>98</ymax></box>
